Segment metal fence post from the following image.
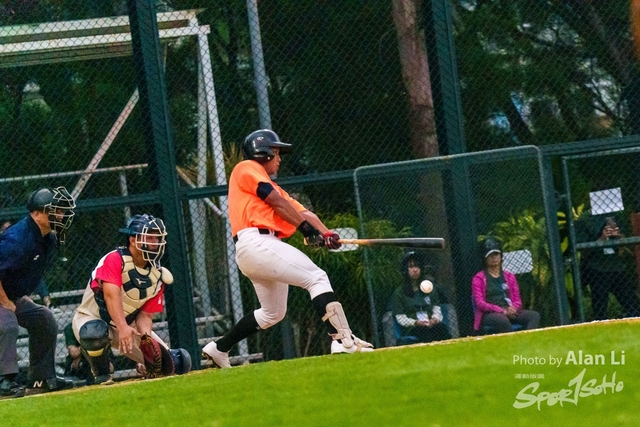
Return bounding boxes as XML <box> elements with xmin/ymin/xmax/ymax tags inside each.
<box><xmin>543</xmin><ymin>156</ymin><xmax>571</xmax><ymax>325</ymax></box>
<box><xmin>246</xmin><ymin>0</ymin><xmax>272</xmax><ymax>130</ymax></box>
<box><xmin>127</xmin><ymin>0</ymin><xmax>200</xmax><ymax>367</ymax></box>
<box><xmin>423</xmin><ymin>0</ymin><xmax>477</xmax><ymax>335</ymax></box>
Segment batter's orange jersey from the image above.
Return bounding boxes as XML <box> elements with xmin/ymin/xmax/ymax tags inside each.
<box><xmin>228</xmin><ymin>160</ymin><xmax>306</xmax><ymax>238</ymax></box>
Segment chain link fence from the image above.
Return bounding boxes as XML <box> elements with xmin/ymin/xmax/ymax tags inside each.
<box><xmin>354</xmin><ymin>146</ymin><xmax>561</xmax><ymax>347</ymax></box>
<box><xmin>562</xmin><ymin>147</ymin><xmax>640</xmax><ymax>323</ymax></box>
<box><xmin>1</xmin><ymin>0</ymin><xmax>639</xmax><ymax>382</ymax></box>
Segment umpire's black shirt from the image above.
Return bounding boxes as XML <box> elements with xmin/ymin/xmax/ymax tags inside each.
<box><xmin>0</xmin><ymin>215</ymin><xmax>56</xmax><ymax>300</ymax></box>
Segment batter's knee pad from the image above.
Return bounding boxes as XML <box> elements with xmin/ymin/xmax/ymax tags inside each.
<box><xmin>79</xmin><ymin>319</ymin><xmax>111</xmax><ymax>377</ymax></box>
<box><xmin>170</xmin><ymin>348</ymin><xmax>192</xmax><ymax>375</ymax></box>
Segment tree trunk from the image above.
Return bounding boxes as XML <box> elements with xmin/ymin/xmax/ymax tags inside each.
<box><xmin>392</xmin><ymin>0</ymin><xmax>438</xmax><ymax>157</ymax></box>
<box><xmin>392</xmin><ymin>0</ymin><xmax>455</xmax><ymax>288</ymax></box>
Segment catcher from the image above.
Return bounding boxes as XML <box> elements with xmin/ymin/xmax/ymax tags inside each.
<box><xmin>72</xmin><ymin>214</ymin><xmax>191</xmax><ymax>384</ymax></box>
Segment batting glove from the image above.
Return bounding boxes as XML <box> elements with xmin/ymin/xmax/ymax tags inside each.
<box><xmin>298</xmin><ymin>220</ymin><xmax>323</xmax><ymax>247</ymax></box>
<box><xmin>322</xmin><ymin>232</ymin><xmax>341</xmax><ymax>250</ymax></box>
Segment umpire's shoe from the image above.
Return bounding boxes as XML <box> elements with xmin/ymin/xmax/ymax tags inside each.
<box><xmin>25</xmin><ymin>376</ymin><xmax>76</xmax><ymax>395</ymax></box>
<box><xmin>0</xmin><ymin>378</ymin><xmax>25</xmax><ymax>399</ymax></box>
<box><xmin>202</xmin><ymin>341</ymin><xmax>232</xmax><ymax>368</ymax></box>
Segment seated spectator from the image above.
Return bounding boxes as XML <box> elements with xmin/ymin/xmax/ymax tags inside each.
<box><xmin>472</xmin><ymin>237</ymin><xmax>540</xmax><ymax>334</ymax></box>
<box><xmin>388</xmin><ymin>251</ymin><xmax>451</xmax><ymax>344</ymax></box>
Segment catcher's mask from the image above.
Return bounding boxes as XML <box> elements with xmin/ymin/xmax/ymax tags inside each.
<box><xmin>242</xmin><ymin>129</ymin><xmax>291</xmax><ymax>164</ymax></box>
<box><xmin>119</xmin><ymin>214</ymin><xmax>167</xmax><ymax>266</ymax></box>
<box><xmin>26</xmin><ymin>186</ymin><xmax>76</xmax><ymax>244</ymax></box>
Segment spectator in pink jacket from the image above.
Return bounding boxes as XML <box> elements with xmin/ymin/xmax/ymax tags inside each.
<box><xmin>471</xmin><ymin>237</ymin><xmax>539</xmax><ymax>333</ymax></box>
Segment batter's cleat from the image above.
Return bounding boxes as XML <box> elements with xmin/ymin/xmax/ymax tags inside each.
<box><xmin>25</xmin><ymin>376</ymin><xmax>76</xmax><ymax>395</ymax></box>
<box><xmin>94</xmin><ymin>374</ymin><xmax>114</xmax><ymax>386</ymax></box>
<box><xmin>0</xmin><ymin>379</ymin><xmax>25</xmax><ymax>399</ymax></box>
<box><xmin>331</xmin><ymin>335</ymin><xmax>374</xmax><ymax>354</ymax></box>
<box><xmin>202</xmin><ymin>341</ymin><xmax>231</xmax><ymax>369</ymax></box>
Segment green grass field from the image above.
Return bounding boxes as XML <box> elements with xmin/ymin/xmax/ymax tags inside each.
<box><xmin>2</xmin><ymin>319</ymin><xmax>639</xmax><ymax>427</ymax></box>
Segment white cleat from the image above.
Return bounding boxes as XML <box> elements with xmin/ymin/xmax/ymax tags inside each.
<box><xmin>202</xmin><ymin>341</ymin><xmax>232</xmax><ymax>368</ymax></box>
<box><xmin>331</xmin><ymin>336</ymin><xmax>374</xmax><ymax>354</ymax></box>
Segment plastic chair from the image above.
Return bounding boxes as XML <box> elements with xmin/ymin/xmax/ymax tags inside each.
<box><xmin>472</xmin><ymin>297</ymin><xmax>524</xmax><ymax>335</ymax></box>
<box><xmin>393</xmin><ymin>315</ymin><xmax>419</xmax><ymax>345</ymax></box>
<box><xmin>381</xmin><ymin>311</ymin><xmax>420</xmax><ymax>346</ymax></box>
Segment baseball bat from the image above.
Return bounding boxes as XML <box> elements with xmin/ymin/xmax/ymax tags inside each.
<box><xmin>338</xmin><ymin>237</ymin><xmax>445</xmax><ymax>249</ymax></box>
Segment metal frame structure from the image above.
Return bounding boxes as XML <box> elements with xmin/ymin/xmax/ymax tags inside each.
<box><xmin>0</xmin><ymin>9</ymin><xmax>250</xmax><ymax>363</ymax></box>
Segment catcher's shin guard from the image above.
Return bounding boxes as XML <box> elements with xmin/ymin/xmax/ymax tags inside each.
<box><xmin>322</xmin><ymin>302</ymin><xmax>373</xmax><ymax>352</ymax></box>
<box><xmin>79</xmin><ymin>320</ymin><xmax>112</xmax><ymax>380</ymax></box>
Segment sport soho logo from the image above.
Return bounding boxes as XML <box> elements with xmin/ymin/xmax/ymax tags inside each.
<box><xmin>512</xmin><ymin>350</ymin><xmax>625</xmax><ymax>410</ymax></box>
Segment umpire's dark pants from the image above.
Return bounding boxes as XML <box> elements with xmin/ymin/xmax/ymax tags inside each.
<box><xmin>0</xmin><ymin>297</ymin><xmax>57</xmax><ymax>380</ymax></box>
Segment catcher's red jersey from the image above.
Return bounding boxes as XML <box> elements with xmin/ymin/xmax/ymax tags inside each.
<box><xmin>76</xmin><ymin>249</ymin><xmax>164</xmax><ymax>322</ymax></box>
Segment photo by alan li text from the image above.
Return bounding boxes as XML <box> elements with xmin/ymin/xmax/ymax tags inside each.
<box><xmin>513</xmin><ymin>350</ymin><xmax>625</xmax><ymax>367</ymax></box>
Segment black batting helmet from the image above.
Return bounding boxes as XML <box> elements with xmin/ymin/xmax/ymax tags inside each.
<box><xmin>242</xmin><ymin>129</ymin><xmax>291</xmax><ymax>164</ymax></box>
<box><xmin>26</xmin><ymin>186</ymin><xmax>76</xmax><ymax>243</ymax></box>
<box><xmin>119</xmin><ymin>214</ymin><xmax>167</xmax><ymax>266</ymax></box>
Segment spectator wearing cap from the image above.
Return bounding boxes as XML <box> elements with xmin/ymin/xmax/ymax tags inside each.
<box><xmin>388</xmin><ymin>251</ymin><xmax>451</xmax><ymax>343</ymax></box>
<box><xmin>471</xmin><ymin>237</ymin><xmax>540</xmax><ymax>334</ymax></box>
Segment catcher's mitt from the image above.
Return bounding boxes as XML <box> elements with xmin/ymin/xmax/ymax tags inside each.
<box><xmin>139</xmin><ymin>334</ymin><xmax>174</xmax><ymax>378</ymax></box>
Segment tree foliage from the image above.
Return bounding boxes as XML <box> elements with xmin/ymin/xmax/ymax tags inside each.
<box><xmin>454</xmin><ymin>0</ymin><xmax>638</xmax><ymax>151</ymax></box>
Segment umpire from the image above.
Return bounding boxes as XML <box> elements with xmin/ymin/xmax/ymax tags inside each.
<box><xmin>0</xmin><ymin>187</ymin><xmax>76</xmax><ymax>398</ymax></box>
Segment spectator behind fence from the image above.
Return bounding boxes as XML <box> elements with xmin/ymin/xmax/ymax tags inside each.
<box><xmin>574</xmin><ymin>212</ymin><xmax>640</xmax><ymax>320</ymax></box>
<box><xmin>0</xmin><ymin>187</ymin><xmax>76</xmax><ymax>398</ymax></box>
<box><xmin>472</xmin><ymin>237</ymin><xmax>540</xmax><ymax>334</ymax></box>
<box><xmin>388</xmin><ymin>251</ymin><xmax>451</xmax><ymax>343</ymax></box>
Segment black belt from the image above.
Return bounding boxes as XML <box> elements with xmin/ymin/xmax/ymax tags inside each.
<box><xmin>233</xmin><ymin>228</ymin><xmax>274</xmax><ymax>243</ymax></box>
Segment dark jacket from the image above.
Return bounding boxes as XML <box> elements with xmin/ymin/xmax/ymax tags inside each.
<box><xmin>0</xmin><ymin>215</ymin><xmax>56</xmax><ymax>300</ymax></box>
<box><xmin>575</xmin><ymin>213</ymin><xmax>626</xmax><ymax>273</ymax></box>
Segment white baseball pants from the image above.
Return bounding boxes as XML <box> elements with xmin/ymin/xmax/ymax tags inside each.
<box><xmin>235</xmin><ymin>227</ymin><xmax>333</xmax><ymax>329</ymax></box>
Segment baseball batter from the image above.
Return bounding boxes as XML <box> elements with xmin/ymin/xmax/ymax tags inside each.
<box><xmin>202</xmin><ymin>129</ymin><xmax>373</xmax><ymax>368</ymax></box>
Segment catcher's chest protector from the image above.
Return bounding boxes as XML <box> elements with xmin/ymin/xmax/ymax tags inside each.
<box><xmin>118</xmin><ymin>247</ymin><xmax>162</xmax><ymax>315</ymax></box>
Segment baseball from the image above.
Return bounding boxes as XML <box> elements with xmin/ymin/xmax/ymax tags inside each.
<box><xmin>420</xmin><ymin>280</ymin><xmax>433</xmax><ymax>294</ymax></box>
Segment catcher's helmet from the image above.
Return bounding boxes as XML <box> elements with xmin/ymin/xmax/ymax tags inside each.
<box><xmin>479</xmin><ymin>237</ymin><xmax>502</xmax><ymax>259</ymax></box>
<box><xmin>26</xmin><ymin>186</ymin><xmax>76</xmax><ymax>243</ymax></box>
<box><xmin>242</xmin><ymin>129</ymin><xmax>291</xmax><ymax>164</ymax></box>
<box><xmin>119</xmin><ymin>214</ymin><xmax>167</xmax><ymax>265</ymax></box>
